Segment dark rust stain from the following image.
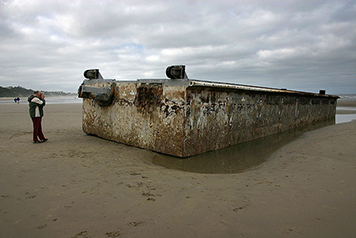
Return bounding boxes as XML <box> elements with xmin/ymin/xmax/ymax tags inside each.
<box><xmin>135</xmin><ymin>84</ymin><xmax>163</xmax><ymax>115</ymax></box>
<box><xmin>161</xmin><ymin>104</ymin><xmax>185</xmax><ymax>117</ymax></box>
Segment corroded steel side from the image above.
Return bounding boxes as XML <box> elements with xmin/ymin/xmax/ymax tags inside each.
<box><xmin>81</xmin><ymin>80</ymin><xmax>337</xmax><ymax>157</ymax></box>
<box><xmin>183</xmin><ymin>87</ymin><xmax>337</xmax><ymax>156</ymax></box>
<box><xmin>82</xmin><ymin>82</ymin><xmax>188</xmax><ymax>157</ymax></box>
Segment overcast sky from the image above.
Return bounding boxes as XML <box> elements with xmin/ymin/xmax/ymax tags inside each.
<box><xmin>1</xmin><ymin>0</ymin><xmax>355</xmax><ymax>94</ymax></box>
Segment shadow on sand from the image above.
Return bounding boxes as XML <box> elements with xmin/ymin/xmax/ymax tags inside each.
<box><xmin>153</xmin><ymin>118</ymin><xmax>335</xmax><ymax>174</ymax></box>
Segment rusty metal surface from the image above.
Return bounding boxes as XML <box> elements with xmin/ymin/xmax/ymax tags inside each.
<box><xmin>78</xmin><ymin>66</ymin><xmax>338</xmax><ymax>157</ymax></box>
<box><xmin>79</xmin><ymin>78</ymin><xmax>337</xmax><ymax>157</ymax></box>
<box><xmin>81</xmin><ymin>82</ymin><xmax>188</xmax><ymax>157</ymax></box>
<box><xmin>189</xmin><ymin>80</ymin><xmax>339</xmax><ymax>99</ymax></box>
<box><xmin>183</xmin><ymin>86</ymin><xmax>337</xmax><ymax>156</ymax></box>
<box><xmin>79</xmin><ymin>85</ymin><xmax>115</xmax><ymax>107</ymax></box>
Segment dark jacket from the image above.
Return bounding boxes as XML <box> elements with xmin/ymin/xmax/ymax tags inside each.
<box><xmin>28</xmin><ymin>95</ymin><xmax>46</xmax><ymax>118</ymax></box>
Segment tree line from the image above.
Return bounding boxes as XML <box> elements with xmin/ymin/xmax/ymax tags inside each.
<box><xmin>0</xmin><ymin>86</ymin><xmax>75</xmax><ymax>97</ymax></box>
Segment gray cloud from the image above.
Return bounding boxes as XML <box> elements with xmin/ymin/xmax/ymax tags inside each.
<box><xmin>0</xmin><ymin>0</ymin><xmax>355</xmax><ymax>94</ymax></box>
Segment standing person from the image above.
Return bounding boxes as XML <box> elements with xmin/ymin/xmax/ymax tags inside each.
<box><xmin>28</xmin><ymin>90</ymin><xmax>48</xmax><ymax>143</ymax></box>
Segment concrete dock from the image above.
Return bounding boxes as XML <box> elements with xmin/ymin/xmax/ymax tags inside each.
<box><xmin>78</xmin><ymin>66</ymin><xmax>338</xmax><ymax>157</ymax></box>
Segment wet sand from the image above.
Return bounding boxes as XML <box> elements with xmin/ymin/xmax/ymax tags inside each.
<box><xmin>0</xmin><ymin>102</ymin><xmax>356</xmax><ymax>237</ymax></box>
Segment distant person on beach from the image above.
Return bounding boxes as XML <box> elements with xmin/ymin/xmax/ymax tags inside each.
<box><xmin>14</xmin><ymin>97</ymin><xmax>20</xmax><ymax>103</ymax></box>
<box><xmin>28</xmin><ymin>91</ymin><xmax>48</xmax><ymax>143</ymax></box>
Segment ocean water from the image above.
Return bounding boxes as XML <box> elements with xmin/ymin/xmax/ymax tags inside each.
<box><xmin>339</xmin><ymin>94</ymin><xmax>356</xmax><ymax>101</ymax></box>
<box><xmin>45</xmin><ymin>96</ymin><xmax>82</xmax><ymax>104</ymax></box>
<box><xmin>337</xmin><ymin>94</ymin><xmax>356</xmax><ymax>123</ymax></box>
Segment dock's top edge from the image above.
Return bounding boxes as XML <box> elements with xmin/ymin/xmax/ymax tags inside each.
<box><xmin>81</xmin><ymin>77</ymin><xmax>339</xmax><ymax>99</ymax></box>
<box><xmin>188</xmin><ymin>80</ymin><xmax>339</xmax><ymax>99</ymax></box>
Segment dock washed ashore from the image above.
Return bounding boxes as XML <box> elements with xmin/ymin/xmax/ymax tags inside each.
<box><xmin>78</xmin><ymin>65</ymin><xmax>338</xmax><ymax>157</ymax></box>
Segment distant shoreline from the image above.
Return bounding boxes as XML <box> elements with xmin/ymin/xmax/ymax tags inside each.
<box><xmin>0</xmin><ymin>95</ymin><xmax>77</xmax><ymax>99</ymax></box>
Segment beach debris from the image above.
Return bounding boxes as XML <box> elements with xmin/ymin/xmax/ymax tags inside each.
<box><xmin>78</xmin><ymin>65</ymin><xmax>339</xmax><ymax>157</ymax></box>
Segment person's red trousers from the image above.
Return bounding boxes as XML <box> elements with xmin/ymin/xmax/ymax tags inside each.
<box><xmin>31</xmin><ymin>117</ymin><xmax>45</xmax><ymax>141</ymax></box>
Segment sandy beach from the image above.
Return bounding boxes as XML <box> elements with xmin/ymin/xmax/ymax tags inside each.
<box><xmin>1</xmin><ymin>102</ymin><xmax>355</xmax><ymax>238</ymax></box>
